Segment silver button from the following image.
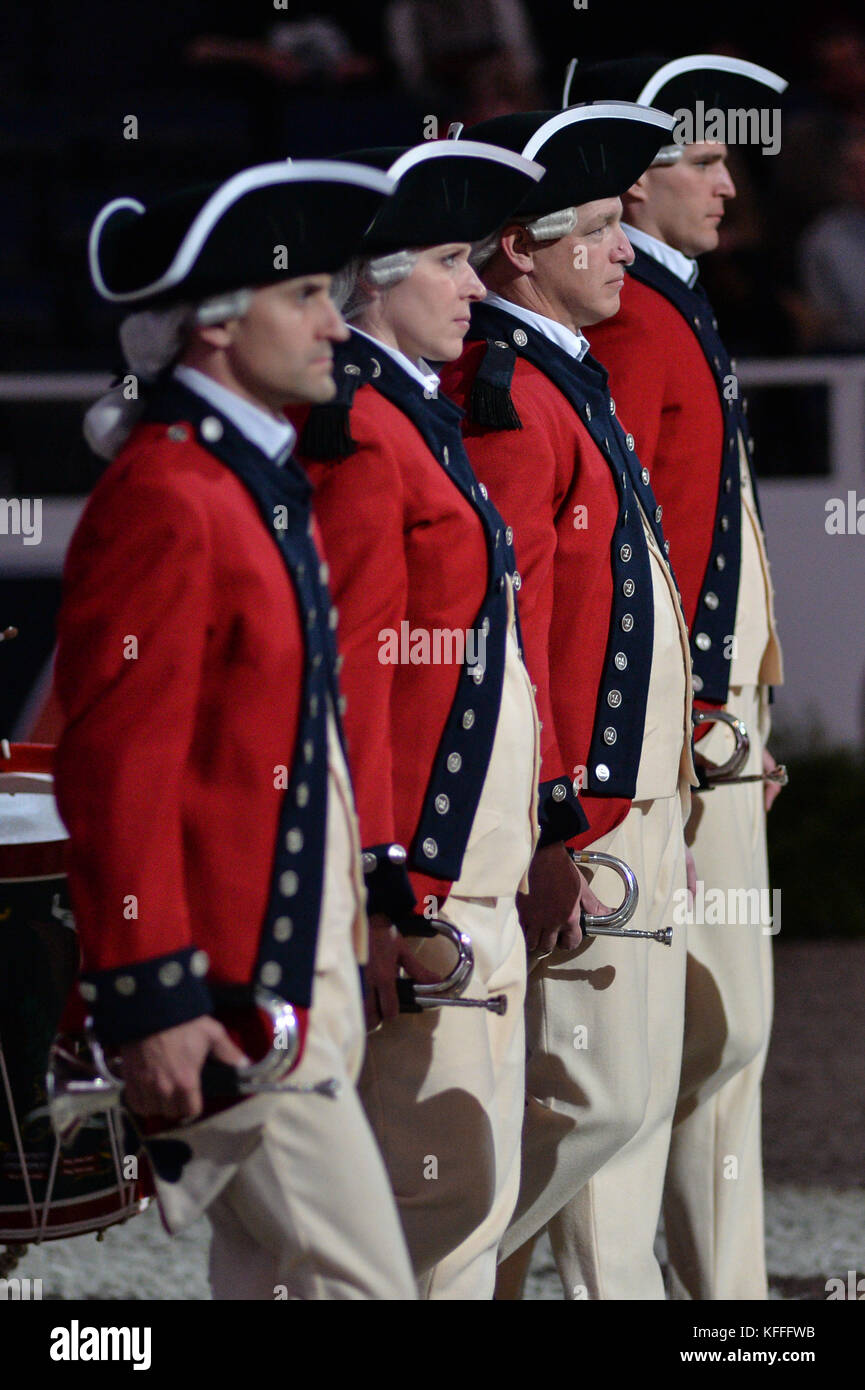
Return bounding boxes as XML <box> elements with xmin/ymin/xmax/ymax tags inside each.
<box><xmin>695</xmin><ymin>632</ymin><xmax>712</xmax><ymax>651</ymax></box>
<box><xmin>370</xmin><ymin>357</ymin><xmax>381</xmax><ymax>378</ymax></box>
<box><xmin>309</xmin><ymin>692</ymin><xmax>319</xmax><ymax>718</ymax></box>
<box><xmin>479</xmin><ymin>483</ymin><xmax>488</xmax><ymax>500</ymax></box>
<box><xmin>167</xmin><ymin>424</ymin><xmax>189</xmax><ymax>442</ymax></box>
<box><xmin>609</xmin><ymin>398</ymin><xmax>616</xmax><ymax>415</ymax></box>
<box><xmin>552</xmin><ymin>783</ymin><xmax>566</xmax><ymax>802</ymax></box>
<box><xmin>664</xmin><ymin>539</ymin><xmax>671</xmax><ymax>554</ymax></box>
<box><xmin>447</xmin><ymin>752</ymin><xmax>462</xmax><ymax>773</ymax></box>
<box><xmin>388</xmin><ymin>844</ymin><xmax>407</xmax><ymax>863</ymax></box>
<box><xmin>620</xmin><ymin>543</ymin><xmax>632</xmax><ymax>562</ymax></box>
<box><xmin>720</xmin><ymin>516</ymin><xmax>730</xmax><ymax>532</ymax></box>
<box><xmin>505</xmin><ymin>525</ymin><xmax>513</xmax><ymax>545</ymax></box>
<box><xmin>712</xmin><ymin>317</ymin><xmax>718</xmax><ymax>330</ymax></box>
<box><xmin>462</xmin><ymin>709</ymin><xmax>475</xmax><ymax>729</ymax></box>
<box><xmin>280</xmin><ymin>870</ymin><xmax>299</xmax><ymax>898</ymax></box>
<box><xmin>481</xmin><ymin>616</ymin><xmax>490</xmax><ymax>635</ymax></box>
<box><xmin>338</xmin><ymin>694</ymin><xmax>347</xmax><ymax>716</ymax></box>
<box><xmin>286</xmin><ymin>828</ymin><xmax>304</xmax><ymax>853</ymax></box>
<box><xmin>513</xmin><ymin>328</ymin><xmax>528</xmax><ymax>347</ymax></box>
<box><xmin>692</xmin><ymin>674</ymin><xmax>704</xmax><ymax>693</ymax></box>
<box><xmin>296</xmin><ymin>783</ymin><xmax>310</xmax><ymax>807</ymax></box>
<box><xmin>190</xmin><ymin>950</ymin><xmax>209</xmax><ymax>977</ymax></box>
<box><xmin>362</xmin><ymin>851</ymin><xmax>376</xmax><ymax>872</ymax></box>
<box><xmin>159</xmin><ymin>961</ymin><xmax>183</xmax><ymax>987</ymax></box>
<box><xmin>442</xmin><ymin>446</ymin><xmax>449</xmax><ymax>467</ymax></box>
<box><xmin>304</xmin><ymin>739</ymin><xmax>314</xmax><ymax>763</ymax></box>
<box><xmin>79</xmin><ymin>981</ymin><xmax>97</xmax><ymax>1002</ymax></box>
<box><xmin>344</xmin><ymin>363</ymin><xmax>361</xmax><ymax>376</ymax></box>
<box><xmin>435</xmin><ymin>794</ymin><xmax>450</xmax><ymax>814</ymax></box>
<box><xmin>748</xmin><ymin>438</ymin><xmax>755</xmax><ymax>455</ymax></box>
<box><xmin>512</xmin><ymin>571</ymin><xmax>522</xmax><ymax>590</ymax></box>
<box><xmin>494</xmin><ymin>339</ymin><xmax>508</xmax><ymax>348</ymax></box>
<box><xmin>273</xmin><ymin>917</ymin><xmax>293</xmax><ymax>942</ymax></box>
<box><xmin>260</xmin><ymin>962</ymin><xmax>282</xmax><ymax>987</ymax></box>
<box><xmin>715</xmin><ymin>554</ymin><xmax>726</xmax><ymax>571</ymax></box>
<box><xmin>585</xmin><ymin>403</ymin><xmax>592</xmax><ymax>421</ymax></box>
<box><xmin>614</xmin><ymin>651</ymin><xmax>628</xmax><ymax>671</ymax></box>
<box><xmin>640</xmin><ymin>467</ymin><xmax>650</xmax><ymax>485</ymax></box>
<box><xmin>607</xmin><ymin>689</ymin><xmax>622</xmax><ymax>707</ymax></box>
<box><xmin>625</xmin><ymin>433</ymin><xmax>635</xmax><ymax>451</ymax></box>
<box><xmin>307</xmin><ymin>608</ymin><xmax>317</xmax><ymax>628</ymax></box>
<box><xmin>115</xmin><ymin>974</ymin><xmax>136</xmax><ymax>996</ymax></box>
<box><xmin>693</xmin><ymin>316</ymin><xmax>702</xmax><ymax>330</ymax></box>
<box><xmin>622</xmin><ymin>578</ymin><xmax>635</xmax><ymax>597</ymax></box>
<box><xmin>725</xmin><ymin>477</ymin><xmax>732</xmax><ymax>492</ymax></box>
<box><xmin>655</xmin><ymin>505</ymin><xmax>663</xmax><ymax>523</ymax></box>
<box><xmin>713</xmin><ymin>355</ymin><xmax>721</xmax><ymax>370</ymax></box>
<box><xmin>422</xmin><ymin>837</ymin><xmax>438</xmax><ymax>859</ymax></box>
<box><xmin>329</xmin><ymin>607</ymin><xmax>339</xmax><ymax>630</ymax></box>
<box><xmin>319</xmin><ymin>561</ymin><xmax>329</xmax><ymax>583</ymax></box>
<box><xmin>200</xmin><ymin>416</ymin><xmax>223</xmax><ymax>443</ymax></box>
<box><xmin>603</xmin><ymin>727</ymin><xmax>617</xmax><ymax>745</ymax></box>
<box><xmin>471</xmin><ymin>664</ymin><xmax>485</xmax><ymax>684</ymax></box>
<box><xmin>595</xmin><ymin>763</ymin><xmax>610</xmax><ymax>782</ymax></box>
<box><xmin>728</xmin><ymin>438</ymin><xmax>735</xmax><ymax>451</ymax></box>
<box><xmin>704</xmin><ymin>592</ymin><xmax>720</xmax><ymax>610</ymax></box>
<box><xmin>621</xmin><ymin>613</ymin><xmax>634</xmax><ymax>632</ymax></box>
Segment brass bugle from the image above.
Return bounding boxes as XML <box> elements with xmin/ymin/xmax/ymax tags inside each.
<box><xmin>693</xmin><ymin>709</ymin><xmax>788</xmax><ymax>789</ymax></box>
<box><xmin>572</xmin><ymin>849</ymin><xmax>671</xmax><ymax>946</ymax></box>
<box><xmin>44</xmin><ymin>987</ymin><xmax>337</xmax><ymax>1146</ymax></box>
<box><xmin>397</xmin><ymin>916</ymin><xmax>507</xmax><ymax>1014</ymax></box>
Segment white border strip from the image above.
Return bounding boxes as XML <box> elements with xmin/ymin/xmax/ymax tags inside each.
<box><xmin>637</xmin><ymin>54</ymin><xmax>788</xmax><ymax>106</ymax></box>
<box><xmin>90</xmin><ymin>160</ymin><xmax>397</xmax><ymax>304</ymax></box>
<box><xmin>522</xmin><ymin>102</ymin><xmax>676</xmax><ymax>161</ymax></box>
<box><xmin>386</xmin><ymin>139</ymin><xmax>545</xmax><ymax>184</ymax></box>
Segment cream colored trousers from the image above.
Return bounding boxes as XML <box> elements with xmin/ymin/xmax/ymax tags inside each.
<box><xmin>663</xmin><ymin>682</ymin><xmax>774</xmax><ymax>1300</ymax></box>
<box><xmin>359</xmin><ymin>893</ymin><xmax>526</xmax><ymax>1300</ymax></box>
<box><xmin>499</xmin><ymin>790</ymin><xmax>688</xmax><ymax>1299</ymax></box>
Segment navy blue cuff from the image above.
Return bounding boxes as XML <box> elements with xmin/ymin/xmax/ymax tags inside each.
<box><xmin>78</xmin><ymin>945</ymin><xmax>215</xmax><ymax>1047</ymax></box>
<box><xmin>537</xmin><ymin>776</ymin><xmax>589</xmax><ymax>846</ymax></box>
<box><xmin>361</xmin><ymin>843</ymin><xmax>417</xmax><ymax>920</ymax></box>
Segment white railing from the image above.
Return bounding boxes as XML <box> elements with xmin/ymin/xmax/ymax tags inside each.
<box><xmin>738</xmin><ymin>356</ymin><xmax>865</xmax><ymax>490</ymax></box>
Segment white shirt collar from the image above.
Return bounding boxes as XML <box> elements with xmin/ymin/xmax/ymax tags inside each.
<box><xmin>351</xmin><ymin>326</ymin><xmax>441</xmax><ymax>397</ymax></box>
<box><xmin>173</xmin><ymin>364</ymin><xmax>296</xmax><ymax>462</ymax></box>
<box><xmin>483</xmin><ymin>293</ymin><xmax>591</xmax><ymax>361</ymax></box>
<box><xmin>622</xmin><ymin>224</ymin><xmax>699</xmax><ymax>287</ymax></box>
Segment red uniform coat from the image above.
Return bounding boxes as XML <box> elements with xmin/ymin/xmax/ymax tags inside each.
<box><xmin>54</xmin><ymin>381</ymin><xmax>339</xmax><ymax>1046</ymax></box>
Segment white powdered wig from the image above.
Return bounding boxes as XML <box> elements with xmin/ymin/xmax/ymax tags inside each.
<box><xmin>650</xmin><ymin>144</ymin><xmax>684</xmax><ymax>167</ymax></box>
<box><xmin>83</xmin><ymin>289</ymin><xmax>253</xmax><ymax>460</ymax></box>
<box><xmin>333</xmin><ymin>250</ymin><xmax>419</xmax><ymax>321</ymax></box>
<box><xmin>470</xmin><ymin>206</ymin><xmax>579</xmax><ymax>270</ymax></box>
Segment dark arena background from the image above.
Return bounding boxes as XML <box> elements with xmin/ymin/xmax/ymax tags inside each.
<box><xmin>1</xmin><ymin>0</ymin><xmax>863</xmax><ymax>1330</ymax></box>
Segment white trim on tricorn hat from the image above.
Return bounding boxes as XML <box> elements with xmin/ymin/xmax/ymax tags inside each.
<box><xmin>521</xmin><ymin>102</ymin><xmax>676</xmax><ymax>162</ymax></box>
<box><xmin>636</xmin><ymin>54</ymin><xmax>788</xmax><ymax>106</ymax></box>
<box><xmin>90</xmin><ymin>159</ymin><xmax>397</xmax><ymax>304</ymax></box>
<box><xmin>386</xmin><ymin>139</ymin><xmax>545</xmax><ymax>183</ymax></box>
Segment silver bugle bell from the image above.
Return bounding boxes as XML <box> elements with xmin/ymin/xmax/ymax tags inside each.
<box><xmin>572</xmin><ymin>849</ymin><xmax>671</xmax><ymax>945</ymax></box>
<box><xmin>398</xmin><ymin>917</ymin><xmax>507</xmax><ymax>1013</ymax></box>
<box><xmin>692</xmin><ymin>709</ymin><xmax>788</xmax><ymax>788</ymax></box>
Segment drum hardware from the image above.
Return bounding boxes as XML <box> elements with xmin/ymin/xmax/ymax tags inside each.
<box><xmin>571</xmin><ymin>849</ymin><xmax>671</xmax><ymax>945</ymax></box>
<box><xmin>45</xmin><ymin>987</ymin><xmax>339</xmax><ymax>1147</ymax></box>
<box><xmin>692</xmin><ymin>709</ymin><xmax>789</xmax><ymax>788</ymax></box>
<box><xmin>0</xmin><ymin>626</ymin><xmax>18</xmax><ymax>643</ymax></box>
<box><xmin>397</xmin><ymin>916</ymin><xmax>508</xmax><ymax>1013</ymax></box>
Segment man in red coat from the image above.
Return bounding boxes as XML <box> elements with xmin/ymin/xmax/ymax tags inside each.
<box><xmin>292</xmin><ymin>139</ymin><xmax>602</xmax><ymax>1299</ymax></box>
<box><xmin>441</xmin><ymin>103</ymin><xmax>699</xmax><ymax>1299</ymax></box>
<box><xmin>568</xmin><ymin>54</ymin><xmax>786</xmax><ymax>1299</ymax></box>
<box><xmin>53</xmin><ymin>161</ymin><xmax>417</xmax><ymax>1299</ymax></box>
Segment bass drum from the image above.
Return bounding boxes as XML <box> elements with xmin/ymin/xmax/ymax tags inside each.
<box><xmin>0</xmin><ymin>743</ymin><xmax>149</xmax><ymax>1245</ymax></box>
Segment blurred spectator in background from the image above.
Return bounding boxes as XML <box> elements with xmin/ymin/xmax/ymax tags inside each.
<box><xmin>385</xmin><ymin>0</ymin><xmax>542</xmax><ymax>123</ymax></box>
<box><xmin>797</xmin><ymin>122</ymin><xmax>865</xmax><ymax>351</ymax></box>
<box><xmin>188</xmin><ymin>15</ymin><xmax>377</xmax><ymax>86</ymax></box>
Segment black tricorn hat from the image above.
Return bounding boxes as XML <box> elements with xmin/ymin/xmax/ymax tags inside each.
<box><xmin>339</xmin><ymin>141</ymin><xmax>545</xmax><ymax>254</ymax></box>
<box><xmin>561</xmin><ymin>54</ymin><xmax>787</xmax><ymax>118</ymax></box>
<box><xmin>448</xmin><ymin>103</ymin><xmax>677</xmax><ymax>218</ymax></box>
<box><xmin>89</xmin><ymin>160</ymin><xmax>397</xmax><ymax>306</ymax></box>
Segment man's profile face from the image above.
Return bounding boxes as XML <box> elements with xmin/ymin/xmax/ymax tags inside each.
<box><xmin>222</xmin><ymin>275</ymin><xmax>350</xmax><ymax>410</ymax></box>
<box><xmin>639</xmin><ymin>144</ymin><xmax>737</xmax><ymax>258</ymax></box>
<box><xmin>530</xmin><ymin>197</ymin><xmax>635</xmax><ymax>328</ymax></box>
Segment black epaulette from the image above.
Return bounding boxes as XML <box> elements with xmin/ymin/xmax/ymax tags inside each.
<box><xmin>469</xmin><ymin>338</ymin><xmax>522</xmax><ymax>431</ymax></box>
<box><xmin>300</xmin><ymin>361</ymin><xmax>369</xmax><ymax>460</ymax></box>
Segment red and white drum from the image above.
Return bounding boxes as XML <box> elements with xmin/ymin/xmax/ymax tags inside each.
<box><xmin>0</xmin><ymin>743</ymin><xmax>148</xmax><ymax>1244</ymax></box>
